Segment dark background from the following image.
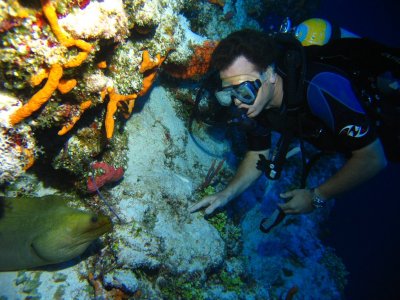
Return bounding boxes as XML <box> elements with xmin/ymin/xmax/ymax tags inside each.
<box><xmin>316</xmin><ymin>0</ymin><xmax>400</xmax><ymax>47</ymax></box>
<box><xmin>314</xmin><ymin>0</ymin><xmax>399</xmax><ymax>299</ymax></box>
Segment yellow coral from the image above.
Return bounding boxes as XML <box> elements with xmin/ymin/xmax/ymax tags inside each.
<box><xmin>30</xmin><ymin>68</ymin><xmax>50</xmax><ymax>86</ymax></box>
<box><xmin>138</xmin><ymin>50</ymin><xmax>169</xmax><ymax>96</ymax></box>
<box><xmin>97</xmin><ymin>61</ymin><xmax>107</xmax><ymax>69</ymax></box>
<box><xmin>58</xmin><ymin>100</ymin><xmax>92</xmax><ymax>135</ymax></box>
<box><xmin>40</xmin><ymin>0</ymin><xmax>92</xmax><ymax>52</ymax></box>
<box><xmin>104</xmin><ymin>88</ymin><xmax>137</xmax><ymax>139</ymax></box>
<box><xmin>9</xmin><ymin>64</ymin><xmax>63</xmax><ymax>125</ymax></box>
<box><xmin>57</xmin><ymin>79</ymin><xmax>77</xmax><ymax>94</ymax></box>
<box><xmin>138</xmin><ymin>72</ymin><xmax>157</xmax><ymax>96</ymax></box>
<box><xmin>10</xmin><ymin>1</ymin><xmax>93</xmax><ymax>127</ymax></box>
<box><xmin>22</xmin><ymin>148</ymin><xmax>35</xmax><ymax>170</ymax></box>
<box><xmin>63</xmin><ymin>52</ymin><xmax>90</xmax><ymax>68</ymax></box>
<box><xmin>40</xmin><ymin>0</ymin><xmax>92</xmax><ymax>69</ymax></box>
<box><xmin>140</xmin><ymin>51</ymin><xmax>162</xmax><ymax>73</ymax></box>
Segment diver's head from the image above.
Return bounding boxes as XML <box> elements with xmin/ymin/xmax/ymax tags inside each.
<box><xmin>210</xmin><ymin>30</ymin><xmax>282</xmax><ymax>117</ymax></box>
<box><xmin>215</xmin><ymin>56</ymin><xmax>282</xmax><ymax>118</ymax></box>
<box><xmin>210</xmin><ymin>29</ymin><xmax>278</xmax><ymax>72</ymax></box>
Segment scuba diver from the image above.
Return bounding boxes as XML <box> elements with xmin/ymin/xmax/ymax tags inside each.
<box><xmin>189</xmin><ymin>18</ymin><xmax>399</xmax><ymax>226</ymax></box>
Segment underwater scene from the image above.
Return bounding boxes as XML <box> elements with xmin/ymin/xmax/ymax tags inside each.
<box><xmin>1</xmin><ymin>0</ymin><xmax>399</xmax><ymax>299</ymax></box>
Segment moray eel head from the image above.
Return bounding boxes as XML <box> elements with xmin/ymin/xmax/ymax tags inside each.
<box><xmin>31</xmin><ymin>210</ymin><xmax>113</xmax><ymax>263</ymax></box>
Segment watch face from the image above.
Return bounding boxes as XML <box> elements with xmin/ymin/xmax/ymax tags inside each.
<box><xmin>312</xmin><ymin>200</ymin><xmax>325</xmax><ymax>208</ymax></box>
<box><xmin>312</xmin><ymin>194</ymin><xmax>327</xmax><ymax>208</ymax></box>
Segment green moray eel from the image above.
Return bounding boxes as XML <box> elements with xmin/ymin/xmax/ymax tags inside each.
<box><xmin>0</xmin><ymin>195</ymin><xmax>112</xmax><ymax>271</ymax></box>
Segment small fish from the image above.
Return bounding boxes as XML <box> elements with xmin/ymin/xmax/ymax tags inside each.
<box><xmin>0</xmin><ymin>195</ymin><xmax>112</xmax><ymax>271</ymax></box>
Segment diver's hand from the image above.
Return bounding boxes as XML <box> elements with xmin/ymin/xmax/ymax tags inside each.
<box><xmin>278</xmin><ymin>189</ymin><xmax>314</xmax><ymax>214</ymax></box>
<box><xmin>189</xmin><ymin>191</ymin><xmax>231</xmax><ymax>216</ymax></box>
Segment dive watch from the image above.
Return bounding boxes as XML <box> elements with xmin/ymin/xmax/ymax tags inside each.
<box><xmin>311</xmin><ymin>188</ymin><xmax>327</xmax><ymax>209</ymax></box>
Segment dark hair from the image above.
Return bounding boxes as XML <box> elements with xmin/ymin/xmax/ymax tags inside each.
<box><xmin>210</xmin><ymin>29</ymin><xmax>279</xmax><ymax>72</ymax></box>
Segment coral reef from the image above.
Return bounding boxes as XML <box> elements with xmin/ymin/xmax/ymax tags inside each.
<box><xmin>1</xmin><ymin>0</ymin><xmax>344</xmax><ymax>299</ymax></box>
<box><xmin>1</xmin><ymin>0</ymin><xmax>267</xmax><ymax>186</ymax></box>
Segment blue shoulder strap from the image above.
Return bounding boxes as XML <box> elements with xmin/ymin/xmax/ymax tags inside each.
<box><xmin>306</xmin><ymin>71</ymin><xmax>365</xmax><ymax>131</ymax></box>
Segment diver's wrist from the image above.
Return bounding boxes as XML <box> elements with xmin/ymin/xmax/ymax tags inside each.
<box><xmin>310</xmin><ymin>188</ymin><xmax>328</xmax><ymax>209</ymax></box>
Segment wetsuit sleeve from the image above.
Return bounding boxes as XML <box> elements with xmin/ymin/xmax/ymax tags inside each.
<box><xmin>307</xmin><ymin>71</ymin><xmax>377</xmax><ymax>151</ymax></box>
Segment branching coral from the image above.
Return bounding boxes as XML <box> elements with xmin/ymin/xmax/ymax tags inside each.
<box><xmin>9</xmin><ymin>63</ymin><xmax>64</xmax><ymax>125</ymax></box>
<box><xmin>9</xmin><ymin>0</ymin><xmax>92</xmax><ymax>126</ymax></box>
<box><xmin>57</xmin><ymin>78</ymin><xmax>77</xmax><ymax>94</ymax></box>
<box><xmin>138</xmin><ymin>50</ymin><xmax>169</xmax><ymax>96</ymax></box>
<box><xmin>40</xmin><ymin>0</ymin><xmax>92</xmax><ymax>52</ymax></box>
<box><xmin>103</xmin><ymin>87</ymin><xmax>137</xmax><ymax>139</ymax></box>
<box><xmin>58</xmin><ymin>100</ymin><xmax>92</xmax><ymax>135</ymax></box>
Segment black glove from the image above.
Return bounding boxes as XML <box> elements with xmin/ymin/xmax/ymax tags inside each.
<box><xmin>256</xmin><ymin>154</ymin><xmax>268</xmax><ymax>172</ymax></box>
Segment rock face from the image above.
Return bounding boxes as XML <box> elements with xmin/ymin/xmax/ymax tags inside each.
<box><xmin>109</xmin><ymin>86</ymin><xmax>226</xmax><ymax>276</ymax></box>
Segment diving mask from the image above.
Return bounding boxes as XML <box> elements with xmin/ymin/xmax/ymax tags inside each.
<box><xmin>215</xmin><ymin>79</ymin><xmax>263</xmax><ymax>106</ymax></box>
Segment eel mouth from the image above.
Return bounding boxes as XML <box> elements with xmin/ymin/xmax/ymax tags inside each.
<box><xmin>87</xmin><ymin>215</ymin><xmax>113</xmax><ymax>236</ymax></box>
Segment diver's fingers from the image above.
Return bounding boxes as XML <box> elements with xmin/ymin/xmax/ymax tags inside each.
<box><xmin>278</xmin><ymin>202</ymin><xmax>299</xmax><ymax>214</ymax></box>
<box><xmin>277</xmin><ymin>202</ymin><xmax>289</xmax><ymax>210</ymax></box>
<box><xmin>280</xmin><ymin>191</ymin><xmax>294</xmax><ymax>199</ymax></box>
<box><xmin>237</xmin><ymin>103</ymin><xmax>250</xmax><ymax>110</ymax></box>
<box><xmin>189</xmin><ymin>197</ymin><xmax>213</xmax><ymax>213</ymax></box>
<box><xmin>204</xmin><ymin>199</ymin><xmax>223</xmax><ymax>215</ymax></box>
<box><xmin>246</xmin><ymin>107</ymin><xmax>258</xmax><ymax>118</ymax></box>
<box><xmin>278</xmin><ymin>203</ymin><xmax>296</xmax><ymax>214</ymax></box>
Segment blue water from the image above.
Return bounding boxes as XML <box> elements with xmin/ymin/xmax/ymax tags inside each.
<box><xmin>313</xmin><ymin>1</ymin><xmax>400</xmax><ymax>299</ymax></box>
<box><xmin>315</xmin><ymin>0</ymin><xmax>400</xmax><ymax>47</ymax></box>
<box><xmin>327</xmin><ymin>163</ymin><xmax>400</xmax><ymax>300</ymax></box>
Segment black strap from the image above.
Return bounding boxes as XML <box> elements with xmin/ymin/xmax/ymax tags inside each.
<box><xmin>259</xmin><ymin>208</ymin><xmax>286</xmax><ymax>233</ymax></box>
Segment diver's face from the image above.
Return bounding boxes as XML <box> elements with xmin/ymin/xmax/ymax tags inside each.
<box><xmin>220</xmin><ymin>55</ymin><xmax>278</xmax><ymax>118</ymax></box>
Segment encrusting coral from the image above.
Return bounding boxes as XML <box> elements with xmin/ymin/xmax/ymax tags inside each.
<box><xmin>9</xmin><ymin>63</ymin><xmax>64</xmax><ymax>125</ymax></box>
<box><xmin>0</xmin><ymin>92</ymin><xmax>37</xmax><ymax>183</ymax></box>
<box><xmin>164</xmin><ymin>41</ymin><xmax>218</xmax><ymax>79</ymax></box>
<box><xmin>87</xmin><ymin>161</ymin><xmax>124</xmax><ymax>193</ymax></box>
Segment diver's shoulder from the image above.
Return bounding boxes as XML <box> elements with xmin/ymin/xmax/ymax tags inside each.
<box><xmin>306</xmin><ymin>61</ymin><xmax>350</xmax><ymax>79</ymax></box>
